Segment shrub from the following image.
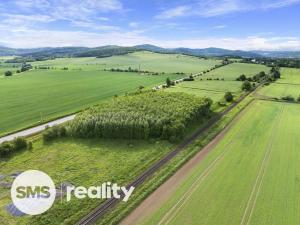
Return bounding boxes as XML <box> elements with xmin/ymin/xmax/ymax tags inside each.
<box><xmin>13</xmin><ymin>137</ymin><xmax>27</xmax><ymax>150</ymax></box>
<box><xmin>242</xmin><ymin>81</ymin><xmax>252</xmax><ymax>91</ymax></box>
<box><xmin>281</xmin><ymin>95</ymin><xmax>295</xmax><ymax>102</ymax></box>
<box><xmin>28</xmin><ymin>141</ymin><xmax>33</xmax><ymax>150</ymax></box>
<box><xmin>224</xmin><ymin>92</ymin><xmax>234</xmax><ymax>102</ymax></box>
<box><xmin>166</xmin><ymin>78</ymin><xmax>172</xmax><ymax>87</ymax></box>
<box><xmin>43</xmin><ymin>125</ymin><xmax>67</xmax><ymax>142</ymax></box>
<box><xmin>4</xmin><ymin>71</ymin><xmax>12</xmax><ymax>76</ymax></box>
<box><xmin>0</xmin><ymin>137</ymin><xmax>27</xmax><ymax>157</ymax></box>
<box><xmin>298</xmin><ymin>95</ymin><xmax>300</xmax><ymax>102</ymax></box>
<box><xmin>236</xmin><ymin>74</ymin><xmax>246</xmax><ymax>81</ymax></box>
<box><xmin>183</xmin><ymin>77</ymin><xmax>194</xmax><ymax>81</ymax></box>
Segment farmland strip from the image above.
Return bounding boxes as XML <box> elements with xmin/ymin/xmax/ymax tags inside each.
<box><xmin>240</xmin><ymin>105</ymin><xmax>285</xmax><ymax>225</ymax></box>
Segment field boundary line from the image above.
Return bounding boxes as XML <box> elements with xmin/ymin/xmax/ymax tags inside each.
<box><xmin>240</xmin><ymin>105</ymin><xmax>285</xmax><ymax>225</ymax></box>
<box><xmin>157</xmin><ymin>143</ymin><xmax>231</xmax><ymax>225</ymax></box>
<box><xmin>157</xmin><ymin>101</ymin><xmax>255</xmax><ymax>225</ymax></box>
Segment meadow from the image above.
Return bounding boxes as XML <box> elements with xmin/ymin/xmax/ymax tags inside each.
<box><xmin>0</xmin><ymin>57</ymin><xmax>19</xmax><ymax>76</ymax></box>
<box><xmin>31</xmin><ymin>51</ymin><xmax>222</xmax><ymax>74</ymax></box>
<box><xmin>166</xmin><ymin>80</ymin><xmax>242</xmax><ymax>102</ymax></box>
<box><xmin>202</xmin><ymin>62</ymin><xmax>269</xmax><ymax>81</ymax></box>
<box><xmin>0</xmin><ymin>137</ymin><xmax>174</xmax><ymax>225</ymax></box>
<box><xmin>141</xmin><ymin>100</ymin><xmax>300</xmax><ymax>225</ymax></box>
<box><xmin>258</xmin><ymin>68</ymin><xmax>300</xmax><ymax>99</ymax></box>
<box><xmin>165</xmin><ymin>62</ymin><xmax>269</xmax><ymax>103</ymax></box>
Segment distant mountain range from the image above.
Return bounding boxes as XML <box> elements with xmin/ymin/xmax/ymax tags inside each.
<box><xmin>1</xmin><ymin>44</ymin><xmax>300</xmax><ymax>59</ymax></box>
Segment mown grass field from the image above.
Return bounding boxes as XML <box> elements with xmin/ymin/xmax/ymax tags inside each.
<box><xmin>0</xmin><ymin>137</ymin><xmax>174</xmax><ymax>225</ymax></box>
<box><xmin>203</xmin><ymin>63</ymin><xmax>269</xmax><ymax>81</ymax></box>
<box><xmin>31</xmin><ymin>51</ymin><xmax>221</xmax><ymax>74</ymax></box>
<box><xmin>166</xmin><ymin>80</ymin><xmax>242</xmax><ymax>102</ymax></box>
<box><xmin>141</xmin><ymin>100</ymin><xmax>300</xmax><ymax>225</ymax></box>
<box><xmin>258</xmin><ymin>68</ymin><xmax>300</xmax><ymax>99</ymax></box>
<box><xmin>165</xmin><ymin>62</ymin><xmax>268</xmax><ymax>103</ymax></box>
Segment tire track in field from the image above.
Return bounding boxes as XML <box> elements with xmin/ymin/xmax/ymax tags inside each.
<box><xmin>240</xmin><ymin>105</ymin><xmax>285</xmax><ymax>225</ymax></box>
<box><xmin>157</xmin><ymin>103</ymin><xmax>254</xmax><ymax>225</ymax></box>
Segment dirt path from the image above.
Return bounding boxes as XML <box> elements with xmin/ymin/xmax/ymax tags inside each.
<box><xmin>120</xmin><ymin>100</ymin><xmax>254</xmax><ymax>225</ymax></box>
<box><xmin>0</xmin><ymin>115</ymin><xmax>75</xmax><ymax>144</ymax></box>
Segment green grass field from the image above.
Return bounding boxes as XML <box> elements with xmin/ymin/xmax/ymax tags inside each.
<box><xmin>0</xmin><ymin>52</ymin><xmax>221</xmax><ymax>136</ymax></box>
<box><xmin>0</xmin><ymin>70</ymin><xmax>183</xmax><ymax>136</ymax></box>
<box><xmin>141</xmin><ymin>100</ymin><xmax>300</xmax><ymax>225</ymax></box>
<box><xmin>164</xmin><ymin>62</ymin><xmax>268</xmax><ymax>103</ymax></box>
<box><xmin>0</xmin><ymin>57</ymin><xmax>19</xmax><ymax>76</ymax></box>
<box><xmin>203</xmin><ymin>63</ymin><xmax>269</xmax><ymax>81</ymax></box>
<box><xmin>31</xmin><ymin>51</ymin><xmax>221</xmax><ymax>74</ymax></box>
<box><xmin>166</xmin><ymin>80</ymin><xmax>242</xmax><ymax>102</ymax></box>
<box><xmin>258</xmin><ymin>68</ymin><xmax>300</xmax><ymax>99</ymax></box>
<box><xmin>0</xmin><ymin>137</ymin><xmax>174</xmax><ymax>225</ymax></box>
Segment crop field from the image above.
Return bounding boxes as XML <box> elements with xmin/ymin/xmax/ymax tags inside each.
<box><xmin>0</xmin><ymin>52</ymin><xmax>221</xmax><ymax>136</ymax></box>
<box><xmin>141</xmin><ymin>100</ymin><xmax>300</xmax><ymax>225</ymax></box>
<box><xmin>165</xmin><ymin>63</ymin><xmax>269</xmax><ymax>103</ymax></box>
<box><xmin>0</xmin><ymin>70</ymin><xmax>183</xmax><ymax>136</ymax></box>
<box><xmin>164</xmin><ymin>62</ymin><xmax>267</xmax><ymax>103</ymax></box>
<box><xmin>166</xmin><ymin>80</ymin><xmax>242</xmax><ymax>102</ymax></box>
<box><xmin>0</xmin><ymin>137</ymin><xmax>174</xmax><ymax>225</ymax></box>
<box><xmin>31</xmin><ymin>51</ymin><xmax>221</xmax><ymax>73</ymax></box>
<box><xmin>203</xmin><ymin>63</ymin><xmax>269</xmax><ymax>81</ymax></box>
<box><xmin>258</xmin><ymin>68</ymin><xmax>300</xmax><ymax>99</ymax></box>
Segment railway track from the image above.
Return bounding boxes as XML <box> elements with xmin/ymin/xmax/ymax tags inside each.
<box><xmin>77</xmin><ymin>91</ymin><xmax>252</xmax><ymax>225</ymax></box>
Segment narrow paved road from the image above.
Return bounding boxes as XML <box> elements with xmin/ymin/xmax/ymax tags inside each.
<box><xmin>0</xmin><ymin>115</ymin><xmax>75</xmax><ymax>144</ymax></box>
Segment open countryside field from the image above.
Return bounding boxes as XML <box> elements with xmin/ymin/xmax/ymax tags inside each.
<box><xmin>141</xmin><ymin>100</ymin><xmax>300</xmax><ymax>225</ymax></box>
<box><xmin>31</xmin><ymin>51</ymin><xmax>222</xmax><ymax>74</ymax></box>
<box><xmin>0</xmin><ymin>70</ymin><xmax>183</xmax><ymax>136</ymax></box>
<box><xmin>0</xmin><ymin>57</ymin><xmax>19</xmax><ymax>76</ymax></box>
<box><xmin>165</xmin><ymin>63</ymin><xmax>269</xmax><ymax>103</ymax></box>
<box><xmin>166</xmin><ymin>80</ymin><xmax>241</xmax><ymax>102</ymax></box>
<box><xmin>258</xmin><ymin>68</ymin><xmax>300</xmax><ymax>99</ymax></box>
<box><xmin>0</xmin><ymin>137</ymin><xmax>174</xmax><ymax>225</ymax></box>
<box><xmin>0</xmin><ymin>52</ymin><xmax>221</xmax><ymax>136</ymax></box>
<box><xmin>203</xmin><ymin>63</ymin><xmax>269</xmax><ymax>81</ymax></box>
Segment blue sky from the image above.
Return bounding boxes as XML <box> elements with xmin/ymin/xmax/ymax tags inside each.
<box><xmin>0</xmin><ymin>0</ymin><xmax>299</xmax><ymax>50</ymax></box>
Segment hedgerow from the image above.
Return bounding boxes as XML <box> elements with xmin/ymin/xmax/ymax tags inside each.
<box><xmin>0</xmin><ymin>137</ymin><xmax>27</xmax><ymax>157</ymax></box>
<box><xmin>42</xmin><ymin>125</ymin><xmax>67</xmax><ymax>142</ymax></box>
<box><xmin>69</xmin><ymin>91</ymin><xmax>212</xmax><ymax>142</ymax></box>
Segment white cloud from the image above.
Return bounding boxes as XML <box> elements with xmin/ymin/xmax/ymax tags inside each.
<box><xmin>0</xmin><ymin>29</ymin><xmax>154</xmax><ymax>48</ymax></box>
<box><xmin>9</xmin><ymin>0</ymin><xmax>122</xmax><ymax>25</ymax></box>
<box><xmin>157</xmin><ymin>36</ymin><xmax>300</xmax><ymax>50</ymax></box>
<box><xmin>1</xmin><ymin>14</ymin><xmax>54</xmax><ymax>26</ymax></box>
<box><xmin>13</xmin><ymin>0</ymin><xmax>51</xmax><ymax>9</ymax></box>
<box><xmin>197</xmin><ymin>0</ymin><xmax>242</xmax><ymax>17</ymax></box>
<box><xmin>1</xmin><ymin>26</ymin><xmax>299</xmax><ymax>51</ymax></box>
<box><xmin>129</xmin><ymin>22</ymin><xmax>139</xmax><ymax>28</ymax></box>
<box><xmin>156</xmin><ymin>6</ymin><xmax>190</xmax><ymax>19</ymax></box>
<box><xmin>70</xmin><ymin>20</ymin><xmax>119</xmax><ymax>31</ymax></box>
<box><xmin>261</xmin><ymin>0</ymin><xmax>300</xmax><ymax>9</ymax></box>
<box><xmin>213</xmin><ymin>25</ymin><xmax>227</xmax><ymax>29</ymax></box>
<box><xmin>156</xmin><ymin>0</ymin><xmax>300</xmax><ymax>19</ymax></box>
